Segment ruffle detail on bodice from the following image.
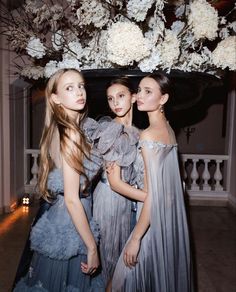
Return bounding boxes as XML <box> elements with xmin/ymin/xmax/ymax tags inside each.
<box><xmin>81</xmin><ymin>117</ymin><xmax>100</xmax><ymax>144</ymax></box>
<box><xmin>93</xmin><ymin>116</ymin><xmax>139</xmax><ymax>167</ymax></box>
<box><xmin>30</xmin><ymin>195</ymin><xmax>100</xmax><ymax>260</ymax></box>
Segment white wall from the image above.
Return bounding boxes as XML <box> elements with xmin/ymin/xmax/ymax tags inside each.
<box><xmin>0</xmin><ymin>32</ymin><xmax>12</xmax><ymax>213</ymax></box>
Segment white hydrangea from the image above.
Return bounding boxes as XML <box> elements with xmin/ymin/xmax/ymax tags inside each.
<box><xmin>176</xmin><ymin>46</ymin><xmax>212</xmax><ymax>72</ymax></box>
<box><xmin>21</xmin><ymin>65</ymin><xmax>44</xmax><ymax>80</ymax></box>
<box><xmin>145</xmin><ymin>16</ymin><xmax>165</xmax><ymax>45</ymax></box>
<box><xmin>58</xmin><ymin>57</ymin><xmax>81</xmax><ymax>71</ymax></box>
<box><xmin>51</xmin><ymin>30</ymin><xmax>64</xmax><ymax>51</ymax></box>
<box><xmin>212</xmin><ymin>36</ymin><xmax>236</xmax><ymax>71</ymax></box>
<box><xmin>157</xmin><ymin>30</ymin><xmax>180</xmax><ymax>70</ymax></box>
<box><xmin>175</xmin><ymin>4</ymin><xmax>189</xmax><ymax>18</ymax></box>
<box><xmin>106</xmin><ymin>21</ymin><xmax>150</xmax><ymax>66</ymax></box>
<box><xmin>219</xmin><ymin>27</ymin><xmax>229</xmax><ymax>39</ymax></box>
<box><xmin>26</xmin><ymin>37</ymin><xmax>46</xmax><ymax>59</ymax></box>
<box><xmin>127</xmin><ymin>0</ymin><xmax>155</xmax><ymax>22</ymax></box>
<box><xmin>82</xmin><ymin>30</ymin><xmax>112</xmax><ymax>69</ymax></box>
<box><xmin>188</xmin><ymin>0</ymin><xmax>218</xmax><ymax>40</ymax></box>
<box><xmin>171</xmin><ymin>21</ymin><xmax>185</xmax><ymax>35</ymax></box>
<box><xmin>44</xmin><ymin>61</ymin><xmax>58</xmax><ymax>78</ymax></box>
<box><xmin>64</xmin><ymin>41</ymin><xmax>83</xmax><ymax>59</ymax></box>
<box><xmin>76</xmin><ymin>0</ymin><xmax>110</xmax><ymax>28</ymax></box>
<box><xmin>228</xmin><ymin>21</ymin><xmax>236</xmax><ymax>32</ymax></box>
<box><xmin>138</xmin><ymin>48</ymin><xmax>161</xmax><ymax>72</ymax></box>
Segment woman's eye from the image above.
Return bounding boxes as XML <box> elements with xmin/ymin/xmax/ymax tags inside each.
<box><xmin>66</xmin><ymin>85</ymin><xmax>73</xmax><ymax>91</ymax></box>
<box><xmin>79</xmin><ymin>84</ymin><xmax>84</xmax><ymax>89</ymax></box>
<box><xmin>137</xmin><ymin>88</ymin><xmax>141</xmax><ymax>93</ymax></box>
<box><xmin>146</xmin><ymin>90</ymin><xmax>151</xmax><ymax>94</ymax></box>
<box><xmin>119</xmin><ymin>94</ymin><xmax>124</xmax><ymax>98</ymax></box>
<box><xmin>107</xmin><ymin>97</ymin><xmax>112</xmax><ymax>102</ymax></box>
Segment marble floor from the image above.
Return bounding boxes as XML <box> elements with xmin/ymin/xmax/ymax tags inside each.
<box><xmin>0</xmin><ymin>204</ymin><xmax>235</xmax><ymax>292</ymax></box>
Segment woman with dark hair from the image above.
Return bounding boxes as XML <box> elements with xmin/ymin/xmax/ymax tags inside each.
<box><xmin>93</xmin><ymin>76</ymin><xmax>147</xmax><ymax>292</ymax></box>
<box><xmin>112</xmin><ymin>73</ymin><xmax>194</xmax><ymax>292</ymax></box>
<box><xmin>14</xmin><ymin>69</ymin><xmax>104</xmax><ymax>291</ymax></box>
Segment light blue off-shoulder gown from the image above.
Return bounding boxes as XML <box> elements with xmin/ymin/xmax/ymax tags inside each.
<box><xmin>112</xmin><ymin>139</ymin><xmax>194</xmax><ymax>292</ymax></box>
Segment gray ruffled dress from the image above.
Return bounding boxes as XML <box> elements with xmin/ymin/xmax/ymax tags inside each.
<box><xmin>112</xmin><ymin>140</ymin><xmax>194</xmax><ymax>292</ymax></box>
<box><xmin>14</xmin><ymin>118</ymin><xmax>105</xmax><ymax>292</ymax></box>
<box><xmin>93</xmin><ymin>118</ymin><xmax>139</xmax><ymax>285</ymax></box>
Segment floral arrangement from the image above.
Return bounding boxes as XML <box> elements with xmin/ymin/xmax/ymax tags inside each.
<box><xmin>0</xmin><ymin>0</ymin><xmax>235</xmax><ymax>80</ymax></box>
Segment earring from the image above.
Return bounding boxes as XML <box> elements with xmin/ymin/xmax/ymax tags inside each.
<box><xmin>160</xmin><ymin>104</ymin><xmax>164</xmax><ymax>113</ymax></box>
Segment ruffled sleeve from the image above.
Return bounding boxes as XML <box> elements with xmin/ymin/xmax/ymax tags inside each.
<box><xmin>94</xmin><ymin>117</ymin><xmax>139</xmax><ymax>167</ymax></box>
<box><xmin>81</xmin><ymin>117</ymin><xmax>101</xmax><ymax>144</ymax></box>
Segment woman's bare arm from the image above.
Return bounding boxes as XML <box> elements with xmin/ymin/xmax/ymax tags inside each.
<box><xmin>107</xmin><ymin>163</ymin><xmax>147</xmax><ymax>202</ymax></box>
<box><xmin>62</xmin><ymin>157</ymin><xmax>99</xmax><ymax>274</ymax></box>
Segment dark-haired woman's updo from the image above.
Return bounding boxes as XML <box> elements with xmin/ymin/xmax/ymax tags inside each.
<box><xmin>106</xmin><ymin>76</ymin><xmax>136</xmax><ymax>94</ymax></box>
<box><xmin>147</xmin><ymin>73</ymin><xmax>171</xmax><ymax>96</ymax></box>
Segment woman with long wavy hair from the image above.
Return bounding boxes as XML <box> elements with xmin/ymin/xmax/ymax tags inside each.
<box><xmin>14</xmin><ymin>69</ymin><xmax>104</xmax><ymax>291</ymax></box>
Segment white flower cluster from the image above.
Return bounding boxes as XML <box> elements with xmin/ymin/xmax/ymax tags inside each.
<box><xmin>21</xmin><ymin>65</ymin><xmax>45</xmax><ymax>80</ymax></box>
<box><xmin>212</xmin><ymin>36</ymin><xmax>236</xmax><ymax>71</ymax></box>
<box><xmin>26</xmin><ymin>37</ymin><xmax>46</xmax><ymax>59</ymax></box>
<box><xmin>76</xmin><ymin>0</ymin><xmax>110</xmax><ymax>28</ymax></box>
<box><xmin>157</xmin><ymin>30</ymin><xmax>180</xmax><ymax>71</ymax></box>
<box><xmin>188</xmin><ymin>0</ymin><xmax>218</xmax><ymax>40</ymax></box>
<box><xmin>106</xmin><ymin>22</ymin><xmax>150</xmax><ymax>66</ymax></box>
<box><xmin>44</xmin><ymin>58</ymin><xmax>81</xmax><ymax>79</ymax></box>
<box><xmin>127</xmin><ymin>0</ymin><xmax>155</xmax><ymax>22</ymax></box>
<box><xmin>1</xmin><ymin>0</ymin><xmax>235</xmax><ymax>80</ymax></box>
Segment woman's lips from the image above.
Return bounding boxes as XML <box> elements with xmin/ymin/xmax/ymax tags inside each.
<box><xmin>137</xmin><ymin>101</ymin><xmax>144</xmax><ymax>106</ymax></box>
<box><xmin>76</xmin><ymin>99</ymin><xmax>85</xmax><ymax>104</ymax></box>
<box><xmin>115</xmin><ymin>108</ymin><xmax>122</xmax><ymax>112</ymax></box>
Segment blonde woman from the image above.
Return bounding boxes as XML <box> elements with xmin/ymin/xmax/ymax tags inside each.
<box><xmin>14</xmin><ymin>69</ymin><xmax>104</xmax><ymax>291</ymax></box>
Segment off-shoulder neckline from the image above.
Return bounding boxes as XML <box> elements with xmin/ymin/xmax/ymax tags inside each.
<box><xmin>139</xmin><ymin>139</ymin><xmax>178</xmax><ymax>147</ymax></box>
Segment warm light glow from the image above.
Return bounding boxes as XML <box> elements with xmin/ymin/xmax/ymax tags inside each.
<box><xmin>22</xmin><ymin>197</ymin><xmax>30</xmax><ymax>205</ymax></box>
<box><xmin>0</xmin><ymin>206</ymin><xmax>30</xmax><ymax>236</ymax></box>
<box><xmin>22</xmin><ymin>206</ymin><xmax>29</xmax><ymax>213</ymax></box>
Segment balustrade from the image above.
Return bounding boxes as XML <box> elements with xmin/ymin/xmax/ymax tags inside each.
<box><xmin>23</xmin><ymin>150</ymin><xmax>229</xmax><ymax>201</ymax></box>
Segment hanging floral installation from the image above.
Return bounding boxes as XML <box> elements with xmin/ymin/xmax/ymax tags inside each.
<box><xmin>0</xmin><ymin>0</ymin><xmax>235</xmax><ymax>80</ymax></box>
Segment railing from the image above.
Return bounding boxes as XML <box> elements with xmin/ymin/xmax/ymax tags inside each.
<box><xmin>24</xmin><ymin>149</ymin><xmax>40</xmax><ymax>194</ymax></box>
<box><xmin>181</xmin><ymin>154</ymin><xmax>229</xmax><ymax>204</ymax></box>
<box><xmin>24</xmin><ymin>149</ymin><xmax>230</xmax><ymax>204</ymax></box>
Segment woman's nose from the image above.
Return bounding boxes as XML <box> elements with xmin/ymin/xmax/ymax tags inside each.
<box><xmin>113</xmin><ymin>98</ymin><xmax>118</xmax><ymax>106</ymax></box>
<box><xmin>76</xmin><ymin>87</ymin><xmax>83</xmax><ymax>96</ymax></box>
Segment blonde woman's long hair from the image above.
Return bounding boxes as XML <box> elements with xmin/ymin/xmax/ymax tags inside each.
<box><xmin>38</xmin><ymin>69</ymin><xmax>90</xmax><ymax>201</ymax></box>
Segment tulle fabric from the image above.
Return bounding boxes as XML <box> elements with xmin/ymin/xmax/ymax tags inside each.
<box><xmin>14</xmin><ymin>117</ymin><xmax>105</xmax><ymax>292</ymax></box>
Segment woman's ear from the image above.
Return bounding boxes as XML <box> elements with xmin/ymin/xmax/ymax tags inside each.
<box><xmin>51</xmin><ymin>93</ymin><xmax>61</xmax><ymax>105</ymax></box>
<box><xmin>131</xmin><ymin>93</ymin><xmax>137</xmax><ymax>104</ymax></box>
<box><xmin>160</xmin><ymin>93</ymin><xmax>169</xmax><ymax>105</ymax></box>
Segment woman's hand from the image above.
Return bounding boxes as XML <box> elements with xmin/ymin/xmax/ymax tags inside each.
<box><xmin>123</xmin><ymin>237</ymin><xmax>141</xmax><ymax>269</ymax></box>
<box><xmin>81</xmin><ymin>246</ymin><xmax>99</xmax><ymax>274</ymax></box>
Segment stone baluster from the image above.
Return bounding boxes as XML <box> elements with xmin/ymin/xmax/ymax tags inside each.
<box><xmin>190</xmin><ymin>158</ymin><xmax>199</xmax><ymax>190</ymax></box>
<box><xmin>30</xmin><ymin>153</ymin><xmax>39</xmax><ymax>185</ymax></box>
<box><xmin>214</xmin><ymin>159</ymin><xmax>223</xmax><ymax>191</ymax></box>
<box><xmin>202</xmin><ymin>159</ymin><xmax>211</xmax><ymax>191</ymax></box>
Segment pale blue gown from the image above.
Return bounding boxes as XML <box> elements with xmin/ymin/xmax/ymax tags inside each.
<box><xmin>14</xmin><ymin>118</ymin><xmax>105</xmax><ymax>292</ymax></box>
<box><xmin>93</xmin><ymin>117</ymin><xmax>139</xmax><ymax>285</ymax></box>
<box><xmin>112</xmin><ymin>135</ymin><xmax>194</xmax><ymax>291</ymax></box>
